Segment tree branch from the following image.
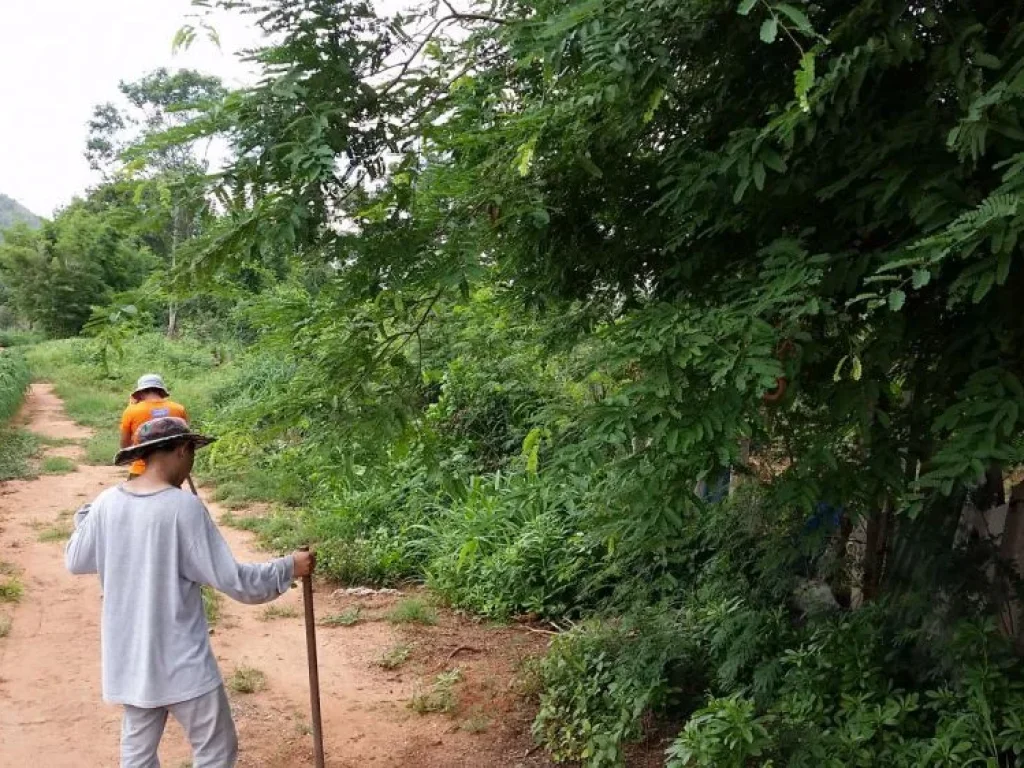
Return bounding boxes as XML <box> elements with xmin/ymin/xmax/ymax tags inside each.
<box><xmin>379</xmin><ymin>13</ymin><xmax>507</xmax><ymax>97</ymax></box>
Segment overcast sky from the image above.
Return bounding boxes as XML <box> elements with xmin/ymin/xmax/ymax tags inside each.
<box><xmin>0</xmin><ymin>0</ymin><xmax>263</xmax><ymax>218</ymax></box>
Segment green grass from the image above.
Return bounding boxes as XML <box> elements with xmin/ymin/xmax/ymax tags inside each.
<box><xmin>259</xmin><ymin>604</ymin><xmax>299</xmax><ymax>621</ymax></box>
<box><xmin>0</xmin><ymin>575</ymin><xmax>24</xmax><ymax>603</ymax></box>
<box><xmin>37</xmin><ymin>522</ymin><xmax>73</xmax><ymax>542</ymax></box>
<box><xmin>40</xmin><ymin>456</ymin><xmax>77</xmax><ymax>475</ymax></box>
<box><xmin>0</xmin><ymin>613</ymin><xmax>11</xmax><ymax>638</ymax></box>
<box><xmin>84</xmin><ymin>428</ymin><xmax>120</xmax><ymax>466</ymax></box>
<box><xmin>386</xmin><ymin>597</ymin><xmax>438</xmax><ymax>626</ymax></box>
<box><xmin>320</xmin><ymin>606</ymin><xmax>362</xmax><ymax>627</ymax></box>
<box><xmin>0</xmin><ymin>428</ymin><xmax>39</xmax><ymax>481</ymax></box>
<box><xmin>409</xmin><ymin>668</ymin><xmax>462</xmax><ymax>715</ymax></box>
<box><xmin>202</xmin><ymin>586</ymin><xmax>221</xmax><ymax>627</ymax></box>
<box><xmin>33</xmin><ymin>434</ymin><xmax>77</xmax><ymax>447</ymax></box>
<box><xmin>376</xmin><ymin>642</ymin><xmax>413</xmax><ymax>669</ymax></box>
<box><xmin>0</xmin><ymin>329</ymin><xmax>45</xmax><ymax>347</ymax></box>
<box><xmin>228</xmin><ymin>665</ymin><xmax>266</xmax><ymax>694</ymax></box>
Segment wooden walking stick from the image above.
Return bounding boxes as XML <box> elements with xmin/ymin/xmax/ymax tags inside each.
<box><xmin>300</xmin><ymin>545</ymin><xmax>326</xmax><ymax>768</ymax></box>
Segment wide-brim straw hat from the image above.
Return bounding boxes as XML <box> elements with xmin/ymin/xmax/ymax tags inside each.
<box><xmin>114</xmin><ymin>416</ymin><xmax>215</xmax><ymax>466</ymax></box>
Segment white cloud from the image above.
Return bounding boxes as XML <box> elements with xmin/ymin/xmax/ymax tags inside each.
<box><xmin>0</xmin><ymin>0</ymin><xmax>262</xmax><ymax>217</ymax></box>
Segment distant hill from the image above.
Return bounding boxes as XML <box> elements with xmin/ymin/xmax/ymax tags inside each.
<box><xmin>0</xmin><ymin>194</ymin><xmax>42</xmax><ymax>241</ymax></box>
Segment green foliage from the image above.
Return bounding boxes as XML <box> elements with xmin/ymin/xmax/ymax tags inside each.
<box><xmin>533</xmin><ymin>614</ymin><xmax>690</xmax><ymax>766</ymax></box>
<box><xmin>0</xmin><ymin>205</ymin><xmax>156</xmax><ymax>337</ymax></box>
<box><xmin>0</xmin><ymin>329</ymin><xmax>44</xmax><ymax>347</ymax></box>
<box><xmin>666</xmin><ymin>616</ymin><xmax>1024</xmax><ymax>768</ymax></box>
<box><xmin>0</xmin><ymin>349</ymin><xmax>30</xmax><ymax>423</ymax></box>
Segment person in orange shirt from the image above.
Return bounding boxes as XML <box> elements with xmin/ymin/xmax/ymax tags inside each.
<box><xmin>120</xmin><ymin>374</ymin><xmax>189</xmax><ymax>479</ymax></box>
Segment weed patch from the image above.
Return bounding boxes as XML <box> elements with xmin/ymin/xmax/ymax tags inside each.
<box><xmin>259</xmin><ymin>604</ymin><xmax>299</xmax><ymax>621</ymax></box>
<box><xmin>0</xmin><ymin>575</ymin><xmax>24</xmax><ymax>603</ymax></box>
<box><xmin>409</xmin><ymin>669</ymin><xmax>462</xmax><ymax>715</ymax></box>
<box><xmin>37</xmin><ymin>522</ymin><xmax>73</xmax><ymax>542</ymax></box>
<box><xmin>377</xmin><ymin>643</ymin><xmax>412</xmax><ymax>669</ymax></box>
<box><xmin>319</xmin><ymin>606</ymin><xmax>362</xmax><ymax>627</ymax></box>
<box><xmin>386</xmin><ymin>598</ymin><xmax>437</xmax><ymax>626</ymax></box>
<box><xmin>228</xmin><ymin>665</ymin><xmax>266</xmax><ymax>694</ymax></box>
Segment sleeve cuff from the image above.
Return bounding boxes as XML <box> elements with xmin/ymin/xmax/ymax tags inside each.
<box><xmin>280</xmin><ymin>555</ymin><xmax>295</xmax><ymax>592</ymax></box>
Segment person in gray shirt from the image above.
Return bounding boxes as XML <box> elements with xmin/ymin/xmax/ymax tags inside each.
<box><xmin>66</xmin><ymin>416</ymin><xmax>315</xmax><ymax>767</ymax></box>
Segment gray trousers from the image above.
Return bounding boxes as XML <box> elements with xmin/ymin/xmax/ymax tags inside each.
<box><xmin>120</xmin><ymin>685</ymin><xmax>238</xmax><ymax>768</ymax></box>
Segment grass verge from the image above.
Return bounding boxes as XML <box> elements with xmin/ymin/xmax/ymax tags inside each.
<box><xmin>0</xmin><ymin>428</ymin><xmax>39</xmax><ymax>481</ymax></box>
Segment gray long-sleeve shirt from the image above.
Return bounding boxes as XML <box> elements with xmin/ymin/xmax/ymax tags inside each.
<box><xmin>65</xmin><ymin>485</ymin><xmax>294</xmax><ymax>708</ymax></box>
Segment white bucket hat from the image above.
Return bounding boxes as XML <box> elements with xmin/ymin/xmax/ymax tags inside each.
<box><xmin>131</xmin><ymin>373</ymin><xmax>169</xmax><ymax>398</ymax></box>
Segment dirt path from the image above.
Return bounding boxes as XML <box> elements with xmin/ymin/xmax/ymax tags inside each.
<box><xmin>0</xmin><ymin>384</ymin><xmax>553</xmax><ymax>767</ymax></box>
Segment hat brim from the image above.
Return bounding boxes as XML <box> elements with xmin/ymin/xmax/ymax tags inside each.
<box><xmin>131</xmin><ymin>386</ymin><xmax>169</xmax><ymax>398</ymax></box>
<box><xmin>114</xmin><ymin>434</ymin><xmax>216</xmax><ymax>467</ymax></box>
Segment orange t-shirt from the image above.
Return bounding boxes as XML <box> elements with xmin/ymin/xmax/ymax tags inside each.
<box><xmin>120</xmin><ymin>399</ymin><xmax>189</xmax><ymax>475</ymax></box>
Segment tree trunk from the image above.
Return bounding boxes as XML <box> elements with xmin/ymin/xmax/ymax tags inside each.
<box><xmin>827</xmin><ymin>511</ymin><xmax>854</xmax><ymax>609</ymax></box>
<box><xmin>861</xmin><ymin>499</ymin><xmax>891</xmax><ymax>603</ymax></box>
<box><xmin>997</xmin><ymin>481</ymin><xmax>1024</xmax><ymax>644</ymax></box>
<box><xmin>167</xmin><ymin>204</ymin><xmax>180</xmax><ymax>338</ymax></box>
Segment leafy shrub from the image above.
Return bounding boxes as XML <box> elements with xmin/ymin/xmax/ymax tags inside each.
<box><xmin>0</xmin><ymin>349</ymin><xmax>30</xmax><ymax>423</ymax></box>
<box><xmin>665</xmin><ymin>612</ymin><xmax>1024</xmax><ymax>768</ymax></box>
<box><xmin>532</xmin><ymin>613</ymin><xmax>693</xmax><ymax>767</ymax></box>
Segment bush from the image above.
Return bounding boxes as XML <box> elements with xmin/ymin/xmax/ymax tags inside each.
<box><xmin>667</xmin><ymin>615</ymin><xmax>1024</xmax><ymax>768</ymax></box>
<box><xmin>533</xmin><ymin>613</ymin><xmax>693</xmax><ymax>767</ymax></box>
<box><xmin>0</xmin><ymin>349</ymin><xmax>30</xmax><ymax>423</ymax></box>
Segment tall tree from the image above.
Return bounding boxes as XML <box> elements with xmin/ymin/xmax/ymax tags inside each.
<box><xmin>86</xmin><ymin>69</ymin><xmax>225</xmax><ymax>335</ymax></box>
